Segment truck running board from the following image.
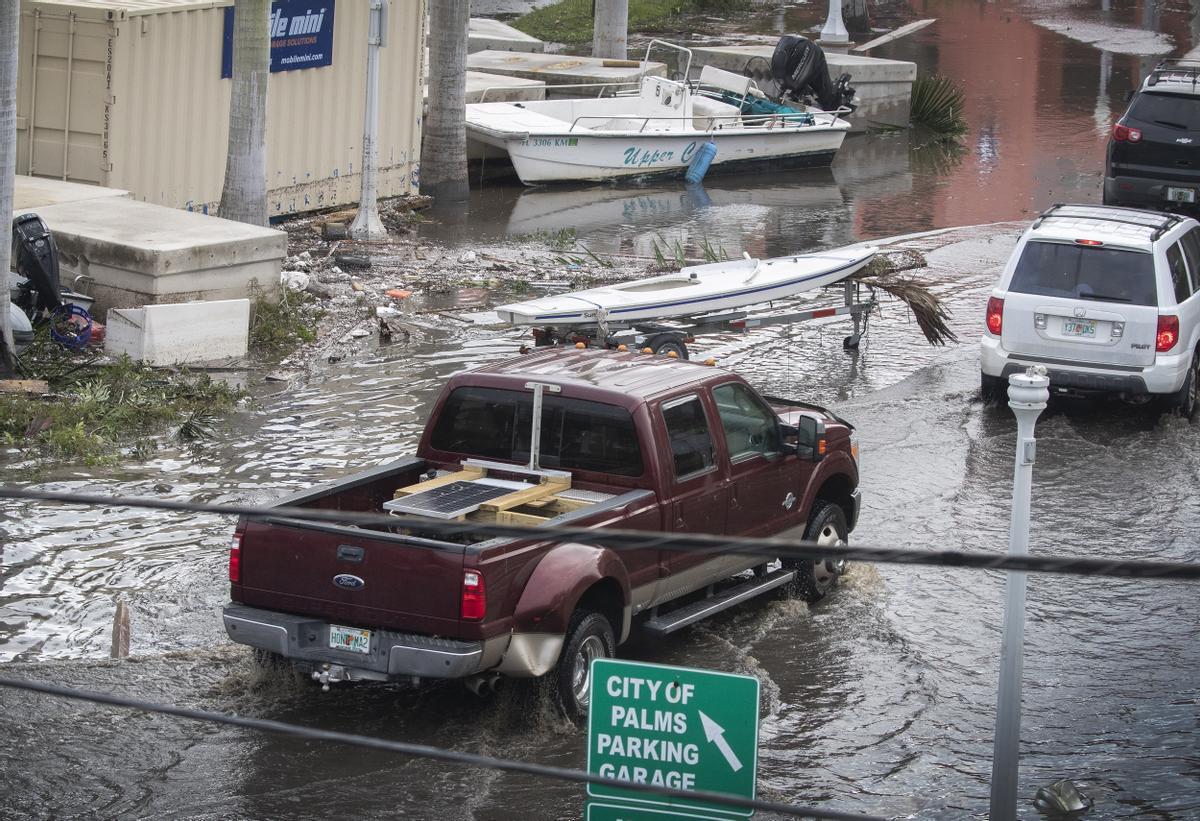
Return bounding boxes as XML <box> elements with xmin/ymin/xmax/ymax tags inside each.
<box><xmin>642</xmin><ymin>568</ymin><xmax>796</xmax><ymax>637</ymax></box>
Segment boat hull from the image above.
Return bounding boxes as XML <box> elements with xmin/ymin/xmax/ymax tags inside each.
<box><xmin>497</xmin><ymin>128</ymin><xmax>847</xmax><ymax>185</ymax></box>
<box><xmin>496</xmin><ymin>246</ymin><xmax>876</xmax><ymax>326</ymax></box>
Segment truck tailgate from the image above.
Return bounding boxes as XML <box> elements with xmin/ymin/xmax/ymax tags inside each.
<box><xmin>236</xmin><ymin>519</ymin><xmax>466</xmax><ymax>635</ymax></box>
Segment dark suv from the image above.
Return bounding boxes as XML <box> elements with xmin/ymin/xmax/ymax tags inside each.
<box><xmin>1105</xmin><ymin>60</ymin><xmax>1200</xmax><ymax>212</ymax></box>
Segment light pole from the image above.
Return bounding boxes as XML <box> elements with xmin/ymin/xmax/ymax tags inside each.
<box><xmin>989</xmin><ymin>365</ymin><xmax>1050</xmax><ymax>820</ymax></box>
<box><xmin>820</xmin><ymin>0</ymin><xmax>850</xmax><ymax>45</ymax></box>
<box><xmin>350</xmin><ymin>0</ymin><xmax>389</xmax><ymax>240</ymax></box>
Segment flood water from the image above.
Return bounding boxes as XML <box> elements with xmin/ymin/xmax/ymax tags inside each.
<box><xmin>3</xmin><ymin>2</ymin><xmax>1200</xmax><ymax>819</ymax></box>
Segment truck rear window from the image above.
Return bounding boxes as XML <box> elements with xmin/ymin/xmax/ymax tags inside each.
<box><xmin>430</xmin><ymin>387</ymin><xmax>644</xmax><ymax>476</ymax></box>
<box><xmin>1009</xmin><ymin>240</ymin><xmax>1157</xmax><ymax>306</ymax></box>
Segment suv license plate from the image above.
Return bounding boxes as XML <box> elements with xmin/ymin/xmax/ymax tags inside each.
<box><xmin>1167</xmin><ymin>187</ymin><xmax>1196</xmax><ymax>203</ymax></box>
<box><xmin>330</xmin><ymin>624</ymin><xmax>371</xmax><ymax>654</ymax></box>
<box><xmin>1063</xmin><ymin>319</ymin><xmax>1096</xmax><ymax>337</ymax></box>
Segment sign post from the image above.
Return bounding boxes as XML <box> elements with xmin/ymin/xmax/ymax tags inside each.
<box><xmin>587</xmin><ymin>659</ymin><xmax>760</xmax><ymax>819</ymax></box>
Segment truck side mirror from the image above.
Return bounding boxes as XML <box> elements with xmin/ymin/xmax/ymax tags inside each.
<box><xmin>786</xmin><ymin>417</ymin><xmax>826</xmax><ymax>461</ymax></box>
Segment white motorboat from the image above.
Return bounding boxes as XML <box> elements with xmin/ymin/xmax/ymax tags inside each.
<box><xmin>467</xmin><ymin>41</ymin><xmax>852</xmax><ymax>185</ymax></box>
<box><xmin>495</xmin><ymin>244</ymin><xmax>877</xmax><ymax>326</ymax></box>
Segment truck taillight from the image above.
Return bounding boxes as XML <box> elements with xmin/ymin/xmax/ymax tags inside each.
<box><xmin>228</xmin><ymin>532</ymin><xmax>242</xmax><ymax>583</ymax></box>
<box><xmin>461</xmin><ymin>570</ymin><xmax>486</xmax><ymax>620</ymax></box>
<box><xmin>1112</xmin><ymin>123</ymin><xmax>1142</xmax><ymax>143</ymax></box>
<box><xmin>986</xmin><ymin>297</ymin><xmax>1004</xmax><ymax>336</ymax></box>
<box><xmin>1157</xmin><ymin>315</ymin><xmax>1180</xmax><ymax>352</ymax></box>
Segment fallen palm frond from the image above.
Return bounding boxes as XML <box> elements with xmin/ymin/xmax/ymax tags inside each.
<box><xmin>910</xmin><ymin>74</ymin><xmax>968</xmax><ymax>140</ymax></box>
<box><xmin>849</xmin><ymin>250</ymin><xmax>958</xmax><ymax>346</ymax></box>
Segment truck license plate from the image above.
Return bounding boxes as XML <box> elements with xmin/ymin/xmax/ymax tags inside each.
<box><xmin>1168</xmin><ymin>187</ymin><xmax>1196</xmax><ymax>203</ymax></box>
<box><xmin>329</xmin><ymin>624</ymin><xmax>371</xmax><ymax>654</ymax></box>
<box><xmin>1062</xmin><ymin>319</ymin><xmax>1096</xmax><ymax>337</ymax></box>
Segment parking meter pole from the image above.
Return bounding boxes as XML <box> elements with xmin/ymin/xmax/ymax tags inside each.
<box><xmin>820</xmin><ymin>0</ymin><xmax>849</xmax><ymax>44</ymax></box>
<box><xmin>350</xmin><ymin>0</ymin><xmax>388</xmax><ymax>240</ymax></box>
<box><xmin>989</xmin><ymin>366</ymin><xmax>1050</xmax><ymax>821</ymax></box>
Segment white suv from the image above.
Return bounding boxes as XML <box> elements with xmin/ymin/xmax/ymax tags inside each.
<box><xmin>980</xmin><ymin>204</ymin><xmax>1200</xmax><ymax>416</ymax></box>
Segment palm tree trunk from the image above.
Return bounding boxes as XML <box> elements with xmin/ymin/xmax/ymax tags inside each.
<box><xmin>420</xmin><ymin>0</ymin><xmax>469</xmax><ymax>203</ymax></box>
<box><xmin>593</xmin><ymin>0</ymin><xmax>628</xmax><ymax>60</ymax></box>
<box><xmin>844</xmin><ymin>0</ymin><xmax>870</xmax><ymax>35</ymax></box>
<box><xmin>219</xmin><ymin>0</ymin><xmax>269</xmax><ymax>226</ymax></box>
<box><xmin>0</xmin><ymin>0</ymin><xmax>19</xmax><ymax>373</ymax></box>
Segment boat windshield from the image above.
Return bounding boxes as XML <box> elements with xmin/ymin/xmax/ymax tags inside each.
<box><xmin>430</xmin><ymin>387</ymin><xmax>644</xmax><ymax>476</ymax></box>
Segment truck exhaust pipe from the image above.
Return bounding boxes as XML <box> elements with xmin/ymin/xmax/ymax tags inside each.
<box><xmin>465</xmin><ymin>672</ymin><xmax>501</xmax><ymax>697</ymax></box>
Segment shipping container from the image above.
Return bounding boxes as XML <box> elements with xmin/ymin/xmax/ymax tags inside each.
<box><xmin>16</xmin><ymin>0</ymin><xmax>425</xmax><ymax>217</ymax></box>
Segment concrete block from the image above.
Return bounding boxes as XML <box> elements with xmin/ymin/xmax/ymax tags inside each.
<box><xmin>469</xmin><ymin>18</ymin><xmax>544</xmax><ymax>54</ymax></box>
<box><xmin>30</xmin><ymin>198</ymin><xmax>287</xmax><ymax>315</ymax></box>
<box><xmin>467</xmin><ymin>50</ymin><xmax>666</xmax><ymax>96</ymax></box>
<box><xmin>689</xmin><ymin>45</ymin><xmax>916</xmax><ymax>130</ymax></box>
<box><xmin>466</xmin><ymin>71</ymin><xmax>547</xmax><ymax>104</ymax></box>
<box><xmin>12</xmin><ymin>176</ymin><xmax>130</xmax><ymax>215</ymax></box>
<box><xmin>105</xmin><ymin>299</ymin><xmax>250</xmax><ymax>366</ymax></box>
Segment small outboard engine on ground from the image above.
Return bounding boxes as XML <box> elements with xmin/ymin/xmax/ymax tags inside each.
<box><xmin>12</xmin><ymin>212</ymin><xmax>63</xmax><ymax>319</ymax></box>
<box><xmin>769</xmin><ymin>34</ymin><xmax>856</xmax><ymax>113</ymax></box>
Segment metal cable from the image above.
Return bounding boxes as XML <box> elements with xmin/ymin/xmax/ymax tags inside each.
<box><xmin>0</xmin><ymin>676</ymin><xmax>881</xmax><ymax>821</ymax></box>
<box><xmin>1</xmin><ymin>485</ymin><xmax>1198</xmax><ymax>581</ymax></box>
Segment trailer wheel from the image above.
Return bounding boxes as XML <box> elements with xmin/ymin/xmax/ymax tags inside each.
<box><xmin>553</xmin><ymin>610</ymin><xmax>615</xmax><ymax>723</ymax></box>
<box><xmin>787</xmin><ymin>501</ymin><xmax>848</xmax><ymax>603</ymax></box>
<box><xmin>646</xmin><ymin>334</ymin><xmax>689</xmax><ymax>359</ymax></box>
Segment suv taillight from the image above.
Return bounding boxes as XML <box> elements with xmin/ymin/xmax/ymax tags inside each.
<box><xmin>986</xmin><ymin>296</ymin><xmax>1004</xmax><ymax>336</ymax></box>
<box><xmin>229</xmin><ymin>531</ymin><xmax>242</xmax><ymax>583</ymax></box>
<box><xmin>1157</xmin><ymin>315</ymin><xmax>1180</xmax><ymax>352</ymax></box>
<box><xmin>461</xmin><ymin>570</ymin><xmax>486</xmax><ymax>620</ymax></box>
<box><xmin>1112</xmin><ymin>123</ymin><xmax>1142</xmax><ymax>143</ymax></box>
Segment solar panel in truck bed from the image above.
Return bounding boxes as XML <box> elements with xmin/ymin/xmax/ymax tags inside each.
<box><xmin>383</xmin><ymin>480</ymin><xmax>525</xmax><ymax>519</ymax></box>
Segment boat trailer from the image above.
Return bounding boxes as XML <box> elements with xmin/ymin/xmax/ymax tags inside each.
<box><xmin>527</xmin><ymin>279</ymin><xmax>876</xmax><ymax>360</ymax></box>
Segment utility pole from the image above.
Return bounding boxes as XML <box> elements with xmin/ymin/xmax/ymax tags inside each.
<box><xmin>592</xmin><ymin>0</ymin><xmax>628</xmax><ymax>60</ymax></box>
<box><xmin>0</xmin><ymin>0</ymin><xmax>19</xmax><ymax>374</ymax></box>
<box><xmin>989</xmin><ymin>365</ymin><xmax>1050</xmax><ymax>820</ymax></box>
<box><xmin>820</xmin><ymin>0</ymin><xmax>850</xmax><ymax>45</ymax></box>
<box><xmin>350</xmin><ymin>0</ymin><xmax>388</xmax><ymax>240</ymax></box>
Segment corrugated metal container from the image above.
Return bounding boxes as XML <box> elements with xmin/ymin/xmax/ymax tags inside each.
<box><xmin>16</xmin><ymin>0</ymin><xmax>425</xmax><ymax>217</ymax></box>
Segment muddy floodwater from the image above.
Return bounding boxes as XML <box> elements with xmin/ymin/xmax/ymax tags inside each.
<box><xmin>3</xmin><ymin>1</ymin><xmax>1200</xmax><ymax>819</ymax></box>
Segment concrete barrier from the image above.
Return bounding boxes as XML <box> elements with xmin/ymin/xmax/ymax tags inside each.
<box><xmin>467</xmin><ymin>50</ymin><xmax>666</xmax><ymax>96</ymax></box>
<box><xmin>30</xmin><ymin>198</ymin><xmax>286</xmax><ymax>314</ymax></box>
<box><xmin>469</xmin><ymin>18</ymin><xmax>544</xmax><ymax>54</ymax></box>
<box><xmin>105</xmin><ymin>299</ymin><xmax>251</xmax><ymax>366</ymax></box>
<box><xmin>466</xmin><ymin>71</ymin><xmax>547</xmax><ymax>104</ymax></box>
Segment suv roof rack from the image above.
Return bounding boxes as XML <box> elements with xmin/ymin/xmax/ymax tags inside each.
<box><xmin>1146</xmin><ymin>59</ymin><xmax>1200</xmax><ymax>90</ymax></box>
<box><xmin>1033</xmin><ymin>204</ymin><xmax>1183</xmax><ymax>240</ymax></box>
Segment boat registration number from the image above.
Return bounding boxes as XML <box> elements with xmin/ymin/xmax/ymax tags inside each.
<box><xmin>330</xmin><ymin>624</ymin><xmax>371</xmax><ymax>654</ymax></box>
<box><xmin>1063</xmin><ymin>319</ymin><xmax>1096</xmax><ymax>337</ymax></box>
<box><xmin>1167</xmin><ymin>187</ymin><xmax>1195</xmax><ymax>203</ymax></box>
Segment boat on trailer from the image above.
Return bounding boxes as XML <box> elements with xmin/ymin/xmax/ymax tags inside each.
<box><xmin>466</xmin><ymin>41</ymin><xmax>852</xmax><ymax>185</ymax></box>
<box><xmin>495</xmin><ymin>244</ymin><xmax>877</xmax><ymax>326</ymax></box>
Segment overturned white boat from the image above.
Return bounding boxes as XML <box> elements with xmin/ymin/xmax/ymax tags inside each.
<box><xmin>467</xmin><ymin>42</ymin><xmax>852</xmax><ymax>185</ymax></box>
<box><xmin>496</xmin><ymin>244</ymin><xmax>877</xmax><ymax>326</ymax></box>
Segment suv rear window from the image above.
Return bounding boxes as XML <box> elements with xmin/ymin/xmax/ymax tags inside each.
<box><xmin>1128</xmin><ymin>92</ymin><xmax>1200</xmax><ymax>131</ymax></box>
<box><xmin>1009</xmin><ymin>240</ymin><xmax>1158</xmax><ymax>306</ymax></box>
<box><xmin>430</xmin><ymin>386</ymin><xmax>643</xmax><ymax>476</ymax></box>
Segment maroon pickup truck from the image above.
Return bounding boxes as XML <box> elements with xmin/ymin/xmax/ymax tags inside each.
<box><xmin>223</xmin><ymin>349</ymin><xmax>860</xmax><ymax>718</ymax></box>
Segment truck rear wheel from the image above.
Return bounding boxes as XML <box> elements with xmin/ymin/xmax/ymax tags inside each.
<box><xmin>554</xmin><ymin>610</ymin><xmax>615</xmax><ymax>722</ymax></box>
<box><xmin>789</xmin><ymin>501</ymin><xmax>848</xmax><ymax>604</ymax></box>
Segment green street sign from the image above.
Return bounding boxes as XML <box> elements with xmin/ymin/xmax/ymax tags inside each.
<box><xmin>586</xmin><ymin>658</ymin><xmax>760</xmax><ymax>818</ymax></box>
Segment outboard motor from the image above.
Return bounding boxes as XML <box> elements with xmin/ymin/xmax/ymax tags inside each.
<box><xmin>12</xmin><ymin>212</ymin><xmax>63</xmax><ymax>318</ymax></box>
<box><xmin>769</xmin><ymin>34</ymin><xmax>857</xmax><ymax>113</ymax></box>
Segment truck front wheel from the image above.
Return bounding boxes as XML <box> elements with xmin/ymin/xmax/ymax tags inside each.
<box><xmin>789</xmin><ymin>501</ymin><xmax>849</xmax><ymax>604</ymax></box>
<box><xmin>554</xmin><ymin>610</ymin><xmax>615</xmax><ymax>722</ymax></box>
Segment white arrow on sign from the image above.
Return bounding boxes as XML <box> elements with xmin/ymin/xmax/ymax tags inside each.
<box><xmin>697</xmin><ymin>710</ymin><xmax>743</xmax><ymax>773</ymax></box>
